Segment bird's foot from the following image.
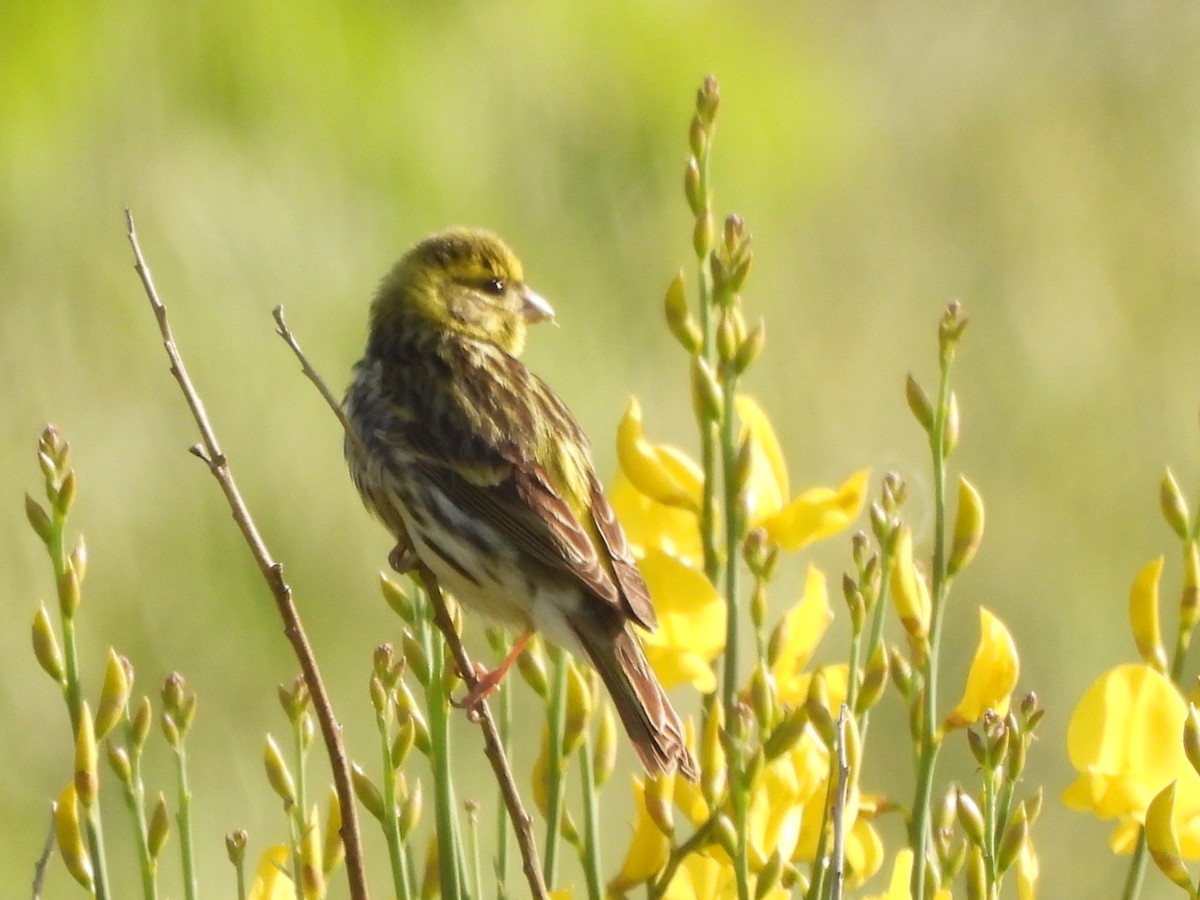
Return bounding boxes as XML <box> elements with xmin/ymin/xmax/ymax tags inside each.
<box><xmin>450</xmin><ymin>629</ymin><xmax>534</xmax><ymax>711</ymax></box>
<box><xmin>388</xmin><ymin>543</ymin><xmax>420</xmax><ymax>574</ymax></box>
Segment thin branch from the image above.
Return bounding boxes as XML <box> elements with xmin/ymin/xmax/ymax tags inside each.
<box><xmin>124</xmin><ymin>209</ymin><xmax>369</xmax><ymax>900</ymax></box>
<box><xmin>272</xmin><ymin>305</ymin><xmax>550</xmax><ymax>900</ymax></box>
<box><xmin>31</xmin><ymin>806</ymin><xmax>55</xmax><ymax>900</ymax></box>
<box><xmin>830</xmin><ymin>705</ymin><xmax>850</xmax><ymax>900</ymax></box>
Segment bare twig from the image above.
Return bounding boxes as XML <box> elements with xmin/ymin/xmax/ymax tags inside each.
<box><xmin>124</xmin><ymin>210</ymin><xmax>369</xmax><ymax>900</ymax></box>
<box><xmin>272</xmin><ymin>305</ymin><xmax>550</xmax><ymax>900</ymax></box>
<box><xmin>830</xmin><ymin>704</ymin><xmax>851</xmax><ymax>900</ymax></box>
<box><xmin>31</xmin><ymin>806</ymin><xmax>55</xmax><ymax>900</ymax></box>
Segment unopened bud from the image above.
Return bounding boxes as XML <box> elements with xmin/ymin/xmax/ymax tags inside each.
<box><xmin>1162</xmin><ymin>468</ymin><xmax>1191</xmax><ymax>538</ymax></box>
<box><xmin>593</xmin><ymin>703</ymin><xmax>618</xmax><ymax>788</ymax></box>
<box><xmin>25</xmin><ymin>494</ymin><xmax>53</xmax><ymax>545</ymax></box>
<box><xmin>664</xmin><ymin>271</ymin><xmax>702</xmax><ymax>353</ymax></box>
<box><xmin>947</xmin><ymin>476</ymin><xmax>985</xmax><ymax>578</ymax></box>
<box><xmin>95</xmin><ymin>650</ymin><xmax>132</xmax><ymax>740</ymax></box>
<box><xmin>696</xmin><ymin>75</ymin><xmax>720</xmax><ymax>125</ymax></box>
<box><xmin>733</xmin><ymin>320</ymin><xmax>765</xmax><ymax>374</ymax></box>
<box><xmin>148</xmin><ymin>793</ymin><xmax>171</xmax><ymax>859</ymax></box>
<box><xmin>906</xmin><ymin>375</ymin><xmax>934</xmax><ymax>432</ymax></box>
<box><xmin>226</xmin><ymin>829</ymin><xmax>248</xmax><ymax>866</ymax></box>
<box><xmin>943</xmin><ymin>391</ymin><xmax>960</xmax><ymax>457</ymax></box>
<box><xmin>31</xmin><ymin>605</ymin><xmax>64</xmax><ymax>684</ymax></box>
<box><xmin>691</xmin><ymin>356</ymin><xmax>723</xmax><ymax>424</ymax></box>
<box><xmin>685</xmin><ymin>156</ymin><xmax>704</xmax><ymax>214</ymax></box>
<box><xmin>351</xmin><ymin>764</ymin><xmax>384</xmax><ymax>822</ymax></box>
<box><xmin>74</xmin><ymin>702</ymin><xmax>98</xmax><ymax>808</ymax></box>
<box><xmin>264</xmin><ymin>734</ymin><xmax>296</xmax><ymax>808</ymax></box>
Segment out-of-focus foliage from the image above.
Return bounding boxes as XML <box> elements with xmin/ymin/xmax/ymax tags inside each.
<box><xmin>3</xmin><ymin>2</ymin><xmax>1200</xmax><ymax>897</ymax></box>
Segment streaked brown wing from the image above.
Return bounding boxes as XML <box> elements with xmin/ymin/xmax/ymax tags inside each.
<box><xmin>587</xmin><ymin>473</ymin><xmax>657</xmax><ymax>631</ymax></box>
<box><xmin>409</xmin><ymin>449</ymin><xmax>624</xmax><ymax>611</ymax></box>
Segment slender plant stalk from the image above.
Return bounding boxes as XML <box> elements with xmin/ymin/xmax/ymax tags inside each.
<box><xmin>495</xmin><ymin>655</ymin><xmax>512</xmax><ymax>900</ymax></box>
<box><xmin>911</xmin><ymin>348</ymin><xmax>954</xmax><ymax>900</ymax></box>
<box><xmin>118</xmin><ymin>751</ymin><xmax>157</xmax><ymax>900</ymax></box>
<box><xmin>542</xmin><ymin>648</ymin><xmax>570</xmax><ymax>886</ymax></box>
<box><xmin>125</xmin><ymin>209</ymin><xmax>369</xmax><ymax>900</ymax></box>
<box><xmin>171</xmin><ymin>744</ymin><xmax>198</xmax><ymax>900</ymax></box>
<box><xmin>424</xmin><ymin>592</ymin><xmax>466</xmax><ymax>900</ymax></box>
<box><xmin>578</xmin><ymin>732</ymin><xmax>603</xmax><ymax>900</ymax></box>
<box><xmin>1121</xmin><ymin>831</ymin><xmax>1148</xmax><ymax>900</ymax></box>
<box><xmin>376</xmin><ymin>704</ymin><xmax>409</xmax><ymax>900</ymax></box>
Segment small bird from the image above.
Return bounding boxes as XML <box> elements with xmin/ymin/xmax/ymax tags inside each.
<box><xmin>344</xmin><ymin>228</ymin><xmax>698</xmax><ymax>780</ymax></box>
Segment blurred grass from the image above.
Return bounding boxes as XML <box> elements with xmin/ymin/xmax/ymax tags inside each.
<box><xmin>4</xmin><ymin>1</ymin><xmax>1200</xmax><ymax>896</ymax></box>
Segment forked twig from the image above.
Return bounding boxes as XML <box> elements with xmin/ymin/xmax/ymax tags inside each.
<box><xmin>124</xmin><ymin>209</ymin><xmax>370</xmax><ymax>900</ymax></box>
<box><xmin>272</xmin><ymin>306</ymin><xmax>550</xmax><ymax>900</ymax></box>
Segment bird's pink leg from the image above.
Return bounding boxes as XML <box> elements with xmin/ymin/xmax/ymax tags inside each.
<box><xmin>452</xmin><ymin>629</ymin><xmax>534</xmax><ymax>709</ymax></box>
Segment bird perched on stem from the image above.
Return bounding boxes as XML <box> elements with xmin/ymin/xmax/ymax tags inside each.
<box><xmin>344</xmin><ymin>228</ymin><xmax>698</xmax><ymax>780</ymax></box>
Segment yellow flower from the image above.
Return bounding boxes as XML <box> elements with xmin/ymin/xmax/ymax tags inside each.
<box><xmin>770</xmin><ymin>566</ymin><xmax>834</xmax><ymax>705</ymax></box>
<box><xmin>1063</xmin><ymin>664</ymin><xmax>1200</xmax><ymax>856</ymax></box>
<box><xmin>662</xmin><ymin>850</ymin><xmax>790</xmax><ymax>900</ymax></box>
<box><xmin>864</xmin><ymin>849</ymin><xmax>953</xmax><ymax>900</ymax></box>
<box><xmin>945</xmin><ymin>607</ymin><xmax>1019</xmax><ymax>729</ymax></box>
<box><xmin>1129</xmin><ymin>557</ymin><xmax>1168</xmax><ymax>672</ymax></box>
<box><xmin>890</xmin><ymin>527</ymin><xmax>930</xmax><ymax>640</ymax></box>
<box><xmin>248</xmin><ymin>845</ymin><xmax>295</xmax><ymax>900</ymax></box>
<box><xmin>638</xmin><ymin>548</ymin><xmax>726</xmax><ymax>691</ymax></box>
<box><xmin>612</xmin><ymin>397</ymin><xmax>867</xmax><ymax>561</ymax></box>
<box><xmin>609</xmin><ymin>776</ymin><xmax>672</xmax><ymax>891</ymax></box>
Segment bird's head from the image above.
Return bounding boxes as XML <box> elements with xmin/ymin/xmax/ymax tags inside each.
<box><xmin>370</xmin><ymin>228</ymin><xmax>555</xmax><ymax>356</ymax></box>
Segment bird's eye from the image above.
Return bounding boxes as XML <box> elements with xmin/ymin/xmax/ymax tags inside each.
<box><xmin>482</xmin><ymin>278</ymin><xmax>505</xmax><ymax>295</ymax></box>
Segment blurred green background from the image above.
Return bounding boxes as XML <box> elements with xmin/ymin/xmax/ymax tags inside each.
<box><xmin>4</xmin><ymin>1</ymin><xmax>1199</xmax><ymax>896</ymax></box>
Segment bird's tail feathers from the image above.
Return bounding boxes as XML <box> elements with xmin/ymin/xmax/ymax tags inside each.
<box><xmin>571</xmin><ymin>618</ymin><xmax>699</xmax><ymax>782</ymax></box>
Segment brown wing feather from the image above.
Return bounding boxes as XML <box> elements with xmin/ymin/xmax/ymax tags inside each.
<box><xmin>588</xmin><ymin>473</ymin><xmax>657</xmax><ymax>631</ymax></box>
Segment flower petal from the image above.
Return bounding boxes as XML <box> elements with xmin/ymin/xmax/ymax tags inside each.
<box><xmin>945</xmin><ymin>607</ymin><xmax>1020</xmax><ymax>729</ymax></box>
<box><xmin>617</xmin><ymin>397</ymin><xmax>702</xmax><ymax>511</ymax></box>
<box><xmin>761</xmin><ymin>469</ymin><xmax>870</xmax><ymax>552</ymax></box>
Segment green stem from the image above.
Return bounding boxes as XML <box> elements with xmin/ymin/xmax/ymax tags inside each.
<box><xmin>428</xmin><ymin>621</ymin><xmax>465</xmax><ymax>900</ymax></box>
<box><xmin>982</xmin><ymin>773</ymin><xmax>998</xmax><ymax>888</ymax></box>
<box><xmin>542</xmin><ymin>649</ymin><xmax>569</xmax><ymax>887</ymax></box>
<box><xmin>1121</xmin><ymin>831</ymin><xmax>1148</xmax><ymax>900</ymax></box>
<box><xmin>720</xmin><ymin>371</ymin><xmax>742</xmax><ymax>724</ymax></box>
<box><xmin>911</xmin><ymin>358</ymin><xmax>953</xmax><ymax>900</ymax></box>
<box><xmin>377</xmin><ymin>706</ymin><xmax>409</xmax><ymax>900</ymax></box>
<box><xmin>122</xmin><ymin>748</ymin><xmax>157</xmax><ymax>900</ymax></box>
<box><xmin>174</xmin><ymin>745</ymin><xmax>198</xmax><ymax>900</ymax></box>
<box><xmin>578</xmin><ymin>733</ymin><xmax>603</xmax><ymax>900</ymax></box>
<box><xmin>858</xmin><ymin>545</ymin><xmax>894</xmax><ymax>744</ymax></box>
<box><xmin>648</xmin><ymin>817</ymin><xmax>716</xmax><ymax>899</ymax></box>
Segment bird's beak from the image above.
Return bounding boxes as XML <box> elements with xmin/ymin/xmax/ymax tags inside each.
<box><xmin>521</xmin><ymin>287</ymin><xmax>556</xmax><ymax>324</ymax></box>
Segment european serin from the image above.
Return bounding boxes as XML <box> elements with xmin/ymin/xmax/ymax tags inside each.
<box><xmin>344</xmin><ymin>228</ymin><xmax>698</xmax><ymax>780</ymax></box>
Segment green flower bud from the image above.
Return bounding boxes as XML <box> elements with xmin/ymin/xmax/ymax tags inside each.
<box><xmin>713</xmin><ymin>814</ymin><xmax>738</xmax><ymax>858</ymax></box>
<box><xmin>25</xmin><ymin>494</ymin><xmax>53</xmax><ymax>545</ymax></box>
<box><xmin>264</xmin><ymin>734</ymin><xmax>296</xmax><ymax>808</ymax></box>
<box><xmin>370</xmin><ymin>674</ymin><xmax>389</xmax><ymax>716</ymax></box>
<box><xmin>593</xmin><ymin>703</ymin><xmax>618</xmax><ymax>788</ymax></box>
<box><xmin>380</xmin><ymin>575</ymin><xmax>414</xmax><ymax>623</ymax></box>
<box><xmin>942</xmin><ymin>390</ymin><xmax>960</xmax><ymax>457</ymax></box>
<box><xmin>664</xmin><ymin>271</ymin><xmax>702</xmax><ymax>354</ymax></box>
<box><xmin>733</xmin><ymin>319</ymin><xmax>766</xmax><ymax>374</ymax></box>
<box><xmin>856</xmin><ymin>644</ymin><xmax>889</xmax><ymax>716</ymax></box>
<box><xmin>804</xmin><ymin>671</ymin><xmax>836</xmax><ymax>746</ymax></box>
<box><xmin>400</xmin><ymin>631</ymin><xmax>429</xmax><ymax>686</ymax></box>
<box><xmin>562</xmin><ymin>661</ymin><xmax>593</xmax><ymax>758</ymax></box>
<box><xmin>69</xmin><ymin>538</ymin><xmax>87</xmax><ymax>585</ymax></box>
<box><xmin>74</xmin><ymin>702</ymin><xmax>98</xmax><ymax>808</ymax></box>
<box><xmin>763</xmin><ymin>704</ymin><xmax>808</xmax><ymax>761</ymax></box>
<box><xmin>905</xmin><ymin>374</ymin><xmax>934</xmax><ymax>433</ymax></box>
<box><xmin>131</xmin><ymin>695</ymin><xmax>153</xmax><ymax>751</ymax></box>
<box><xmin>301</xmin><ymin>804</ymin><xmax>325</xmax><ymax>898</ymax></box>
<box><xmin>1185</xmin><ymin>704</ymin><xmax>1200</xmax><ymax>778</ymax></box>
<box><xmin>1183</xmin><ymin>541</ymin><xmax>1200</xmax><ymax>632</ymax></box>
<box><xmin>997</xmin><ymin>803</ymin><xmax>1029</xmax><ymax>874</ymax></box>
<box><xmin>106</xmin><ymin>742</ymin><xmax>132</xmax><ymax>785</ymax></box>
<box><xmin>225</xmin><ymin>829</ymin><xmax>248</xmax><ymax>866</ymax></box>
<box><xmin>399</xmin><ymin>777</ymin><xmax>422</xmax><ymax>841</ymax></box>
<box><xmin>351</xmin><ymin>764</ymin><xmax>384</xmax><ymax>822</ymax></box>
<box><xmin>644</xmin><ymin>773</ymin><xmax>674</xmax><ymax>837</ymax></box>
<box><xmin>701</xmin><ymin>703</ymin><xmax>726</xmax><ymax>807</ymax></box>
<box><xmin>965</xmin><ymin>844</ymin><xmax>986</xmax><ymax>900</ymax></box>
<box><xmin>955</xmin><ymin>788</ymin><xmax>985</xmax><ymax>848</ymax></box>
<box><xmin>31</xmin><ymin>605</ymin><xmax>64</xmax><ymax>684</ymax></box>
<box><xmin>58</xmin><ymin>565</ymin><xmax>81</xmax><ymax>619</ymax></box>
<box><xmin>717</xmin><ymin>310</ymin><xmax>738</xmax><ymax>367</ymax></box>
<box><xmin>684</xmin><ymin>156</ymin><xmax>704</xmax><ymax>215</ymax></box>
<box><xmin>749</xmin><ymin>662</ymin><xmax>776</xmax><ymax>731</ymax></box>
<box><xmin>95</xmin><ymin>649</ymin><xmax>132</xmax><ymax>740</ymax></box>
<box><xmin>55</xmin><ymin>469</ymin><xmax>77</xmax><ymax>517</ymax></box>
<box><xmin>696</xmin><ymin>75</ymin><xmax>720</xmax><ymax>125</ymax></box>
<box><xmin>938</xmin><ymin>300</ymin><xmax>969</xmax><ymax>366</ymax></box>
<box><xmin>516</xmin><ymin>637</ymin><xmax>549</xmax><ymax>699</ymax></box>
<box><xmin>391</xmin><ymin>717</ymin><xmax>416</xmax><ymax>771</ymax></box>
<box><xmin>843</xmin><ymin>574</ymin><xmax>866</xmax><ymax>634</ymax></box>
<box><xmin>148</xmin><ymin>793</ymin><xmax>171</xmax><ymax>860</ymax></box>
<box><xmin>1161</xmin><ymin>468</ymin><xmax>1191</xmax><ymax>538</ymax></box>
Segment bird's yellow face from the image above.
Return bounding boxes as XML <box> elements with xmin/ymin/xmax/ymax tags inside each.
<box><xmin>371</xmin><ymin>228</ymin><xmax>554</xmax><ymax>356</ymax></box>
